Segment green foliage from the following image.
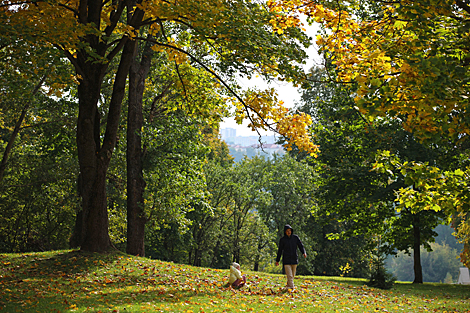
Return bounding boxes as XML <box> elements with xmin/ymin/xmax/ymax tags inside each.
<box><xmin>367</xmin><ymin>256</ymin><xmax>396</xmax><ymax>290</ymax></box>
<box><xmin>301</xmin><ymin>214</ymin><xmax>372</xmax><ymax>277</ymax></box>
<box><xmin>2</xmin><ymin>0</ymin><xmax>319</xmax><ymax>253</ymax></box>
<box><xmin>144</xmin><ymin>153</ymin><xmax>320</xmax><ymax>273</ymax></box>
<box><xmin>0</xmin><ymin>96</ymin><xmax>78</xmax><ymax>253</ymax></box>
<box><xmin>204</xmin><ymin>156</ymin><xmax>273</xmax><ymax>267</ymax></box>
<box><xmin>313</xmin><ymin>0</ymin><xmax>470</xmax><ymax>268</ymax></box>
<box><xmin>372</xmin><ymin>149</ymin><xmax>470</xmax><ymax>266</ymax></box>
<box><xmin>295</xmin><ymin>65</ymin><xmax>453</xmax><ymax>282</ymax></box>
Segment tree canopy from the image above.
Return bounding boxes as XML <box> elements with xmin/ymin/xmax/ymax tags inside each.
<box><xmin>1</xmin><ymin>0</ymin><xmax>320</xmax><ymax>253</ymax></box>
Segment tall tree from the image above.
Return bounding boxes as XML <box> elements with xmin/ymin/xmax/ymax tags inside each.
<box><xmin>296</xmin><ymin>66</ymin><xmax>448</xmax><ymax>283</ymax></box>
<box><xmin>2</xmin><ymin>0</ymin><xmax>319</xmax><ymax>252</ymax></box>
<box><xmin>311</xmin><ymin>0</ymin><xmax>470</xmax><ymax>261</ymax></box>
<box><xmin>126</xmin><ymin>40</ymin><xmax>150</xmax><ymax>256</ymax></box>
<box><xmin>268</xmin><ymin>0</ymin><xmax>470</xmax><ymax>266</ymax></box>
<box><xmin>126</xmin><ymin>34</ymin><xmax>232</xmax><ymax>256</ymax></box>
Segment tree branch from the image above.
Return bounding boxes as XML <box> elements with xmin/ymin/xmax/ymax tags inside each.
<box><xmin>139</xmin><ymin>37</ymin><xmax>279</xmax><ymax>137</ymax></box>
<box><xmin>0</xmin><ymin>75</ymin><xmax>47</xmax><ymax>183</ymax></box>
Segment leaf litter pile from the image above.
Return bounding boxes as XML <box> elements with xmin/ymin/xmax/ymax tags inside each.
<box><xmin>1</xmin><ymin>250</ymin><xmax>469</xmax><ymax>312</ymax></box>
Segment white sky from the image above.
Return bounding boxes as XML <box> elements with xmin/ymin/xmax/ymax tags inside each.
<box><xmin>221</xmin><ymin>78</ymin><xmax>303</xmax><ymax>137</ymax></box>
<box><xmin>221</xmin><ymin>22</ymin><xmax>322</xmax><ymax>137</ymax></box>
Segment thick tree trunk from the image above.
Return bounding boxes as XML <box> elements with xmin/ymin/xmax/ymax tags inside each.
<box><xmin>412</xmin><ymin>215</ymin><xmax>423</xmax><ymax>284</ymax></box>
<box><xmin>126</xmin><ymin>39</ymin><xmax>153</xmax><ymax>256</ymax></box>
<box><xmin>80</xmin><ymin>158</ymin><xmax>112</xmax><ymax>252</ymax></box>
<box><xmin>68</xmin><ymin>0</ymin><xmax>145</xmax><ymax>253</ymax></box>
<box><xmin>74</xmin><ymin>63</ymin><xmax>109</xmax><ymax>252</ymax></box>
<box><xmin>75</xmin><ymin>37</ymin><xmax>139</xmax><ymax>253</ymax></box>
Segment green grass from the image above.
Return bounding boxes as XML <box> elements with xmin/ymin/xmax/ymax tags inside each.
<box><xmin>1</xmin><ymin>250</ymin><xmax>469</xmax><ymax>312</ymax></box>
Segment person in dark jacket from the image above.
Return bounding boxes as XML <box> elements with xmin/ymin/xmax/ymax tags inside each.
<box><xmin>275</xmin><ymin>224</ymin><xmax>306</xmax><ymax>290</ymax></box>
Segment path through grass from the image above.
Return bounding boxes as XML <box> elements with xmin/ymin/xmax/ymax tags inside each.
<box><xmin>1</xmin><ymin>250</ymin><xmax>469</xmax><ymax>312</ymax></box>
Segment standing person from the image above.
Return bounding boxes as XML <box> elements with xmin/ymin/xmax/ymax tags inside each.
<box><xmin>275</xmin><ymin>224</ymin><xmax>307</xmax><ymax>290</ymax></box>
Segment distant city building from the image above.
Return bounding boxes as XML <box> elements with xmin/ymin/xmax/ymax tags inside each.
<box><xmin>223</xmin><ymin>135</ymin><xmax>277</xmax><ymax>146</ymax></box>
<box><xmin>220</xmin><ymin>128</ymin><xmax>236</xmax><ymax>140</ymax></box>
<box><xmin>220</xmin><ymin>128</ymin><xmax>283</xmax><ymax>162</ymax></box>
<box><xmin>227</xmin><ymin>143</ymin><xmax>285</xmax><ymax>162</ymax></box>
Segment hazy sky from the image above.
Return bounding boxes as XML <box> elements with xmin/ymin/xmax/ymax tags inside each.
<box><xmin>221</xmin><ymin>78</ymin><xmax>302</xmax><ymax>137</ymax></box>
<box><xmin>221</xmin><ymin>22</ymin><xmax>321</xmax><ymax>137</ymax></box>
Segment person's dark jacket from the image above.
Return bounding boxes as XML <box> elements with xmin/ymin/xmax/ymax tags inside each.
<box><xmin>276</xmin><ymin>224</ymin><xmax>306</xmax><ymax>265</ymax></box>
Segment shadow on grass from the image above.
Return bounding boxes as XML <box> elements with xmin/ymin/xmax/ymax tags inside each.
<box><xmin>1</xmin><ymin>250</ymin><xmax>226</xmax><ymax>312</ymax></box>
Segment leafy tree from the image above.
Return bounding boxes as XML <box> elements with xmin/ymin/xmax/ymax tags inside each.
<box><xmin>300</xmin><ymin>214</ymin><xmax>371</xmax><ymax>277</ymax></box>
<box><xmin>268</xmin><ymin>0</ymin><xmax>470</xmax><ymax>269</ymax></box>
<box><xmin>195</xmin><ymin>156</ymin><xmax>273</xmax><ymax>267</ymax></box>
<box><xmin>148</xmin><ymin>154</ymin><xmax>272</xmax><ymax>270</ymax></box>
<box><xmin>146</xmin><ymin>132</ymin><xmax>232</xmax><ymax>266</ymax></box>
<box><xmin>0</xmin><ymin>36</ymin><xmax>73</xmax><ymax>183</ymax></box>
<box><xmin>296</xmin><ymin>66</ymin><xmax>450</xmax><ymax>283</ymax></box>
<box><xmin>373</xmin><ymin>151</ymin><xmax>470</xmax><ymax>267</ymax></box>
<box><xmin>257</xmin><ymin>155</ymin><xmax>314</xmax><ymax>235</ymax></box>
<box><xmin>0</xmin><ymin>96</ymin><xmax>78</xmax><ymax>252</ymax></box>
<box><xmin>367</xmin><ymin>239</ymin><xmax>396</xmax><ymax>290</ymax></box>
<box><xmin>305</xmin><ymin>0</ymin><xmax>470</xmax><ymax>264</ymax></box>
<box><xmin>226</xmin><ymin>157</ymin><xmax>273</xmax><ymax>264</ymax></box>
<box><xmin>125</xmin><ymin>35</ymin><xmax>227</xmax><ymax>256</ymax></box>
<box><xmin>2</xmin><ymin>0</ymin><xmax>319</xmax><ymax>252</ymax></box>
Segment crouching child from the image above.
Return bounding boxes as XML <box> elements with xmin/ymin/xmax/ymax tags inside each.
<box><xmin>229</xmin><ymin>262</ymin><xmax>246</xmax><ymax>288</ymax></box>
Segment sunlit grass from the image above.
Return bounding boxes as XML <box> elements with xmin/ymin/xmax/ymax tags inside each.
<box><xmin>1</xmin><ymin>250</ymin><xmax>469</xmax><ymax>312</ymax></box>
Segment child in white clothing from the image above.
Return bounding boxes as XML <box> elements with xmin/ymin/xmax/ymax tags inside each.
<box><xmin>228</xmin><ymin>262</ymin><xmax>246</xmax><ymax>288</ymax></box>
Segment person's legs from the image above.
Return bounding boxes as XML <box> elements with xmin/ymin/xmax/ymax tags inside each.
<box><xmin>284</xmin><ymin>264</ymin><xmax>297</xmax><ymax>289</ymax></box>
<box><xmin>232</xmin><ymin>275</ymin><xmax>246</xmax><ymax>288</ymax></box>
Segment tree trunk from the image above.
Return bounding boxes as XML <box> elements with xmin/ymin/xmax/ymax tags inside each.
<box><xmin>75</xmin><ymin>37</ymin><xmax>139</xmax><ymax>252</ymax></box>
<box><xmin>72</xmin><ymin>60</ymin><xmax>105</xmax><ymax>250</ymax></box>
<box><xmin>254</xmin><ymin>240</ymin><xmax>263</xmax><ymax>271</ymax></box>
<box><xmin>67</xmin><ymin>0</ymin><xmax>145</xmax><ymax>253</ymax></box>
<box><xmin>126</xmin><ymin>39</ymin><xmax>153</xmax><ymax>256</ymax></box>
<box><xmin>412</xmin><ymin>214</ymin><xmax>423</xmax><ymax>284</ymax></box>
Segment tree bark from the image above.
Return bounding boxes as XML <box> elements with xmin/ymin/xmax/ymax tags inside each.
<box><xmin>69</xmin><ymin>0</ymin><xmax>144</xmax><ymax>253</ymax></box>
<box><xmin>412</xmin><ymin>214</ymin><xmax>423</xmax><ymax>284</ymax></box>
<box><xmin>73</xmin><ymin>36</ymin><xmax>140</xmax><ymax>252</ymax></box>
<box><xmin>126</xmin><ymin>39</ymin><xmax>153</xmax><ymax>256</ymax></box>
<box><xmin>253</xmin><ymin>242</ymin><xmax>261</xmax><ymax>271</ymax></box>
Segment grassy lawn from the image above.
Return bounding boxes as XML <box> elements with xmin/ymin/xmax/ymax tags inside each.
<box><xmin>1</xmin><ymin>250</ymin><xmax>469</xmax><ymax>312</ymax></box>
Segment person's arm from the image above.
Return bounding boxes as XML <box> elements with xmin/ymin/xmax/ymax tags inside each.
<box><xmin>297</xmin><ymin>236</ymin><xmax>307</xmax><ymax>258</ymax></box>
<box><xmin>234</xmin><ymin>267</ymin><xmax>243</xmax><ymax>280</ymax></box>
